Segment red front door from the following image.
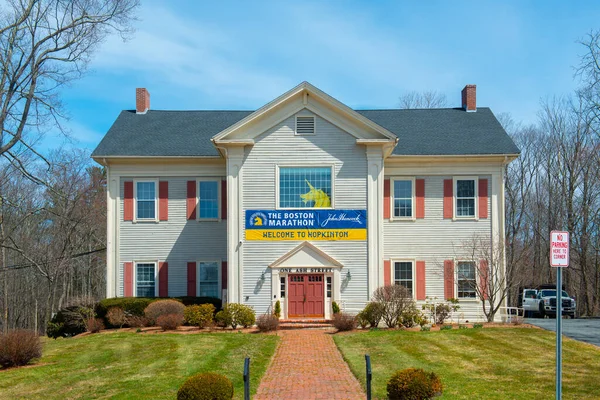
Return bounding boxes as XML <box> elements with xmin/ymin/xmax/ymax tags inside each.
<box><xmin>288</xmin><ymin>274</ymin><xmax>324</xmax><ymax>318</ymax></box>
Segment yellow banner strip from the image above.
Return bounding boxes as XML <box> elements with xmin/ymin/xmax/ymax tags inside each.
<box><xmin>245</xmin><ymin>229</ymin><xmax>367</xmax><ymax>241</ymax></box>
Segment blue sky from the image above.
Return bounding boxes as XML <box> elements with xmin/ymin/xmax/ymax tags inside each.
<box><xmin>48</xmin><ymin>0</ymin><xmax>600</xmax><ymax>152</ymax></box>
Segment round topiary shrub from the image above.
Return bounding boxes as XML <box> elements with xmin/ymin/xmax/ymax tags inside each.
<box><xmin>177</xmin><ymin>372</ymin><xmax>234</xmax><ymax>400</ymax></box>
<box><xmin>387</xmin><ymin>368</ymin><xmax>442</xmax><ymax>400</ymax></box>
<box><xmin>144</xmin><ymin>299</ymin><xmax>185</xmax><ymax>325</ymax></box>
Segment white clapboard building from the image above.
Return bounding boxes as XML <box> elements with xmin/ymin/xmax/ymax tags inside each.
<box><xmin>92</xmin><ymin>82</ymin><xmax>519</xmax><ymax>321</ymax></box>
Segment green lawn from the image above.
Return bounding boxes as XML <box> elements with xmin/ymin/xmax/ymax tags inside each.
<box><xmin>0</xmin><ymin>331</ymin><xmax>279</xmax><ymax>399</ymax></box>
<box><xmin>334</xmin><ymin>328</ymin><xmax>600</xmax><ymax>400</ymax></box>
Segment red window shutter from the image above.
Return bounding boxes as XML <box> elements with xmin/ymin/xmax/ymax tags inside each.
<box><xmin>383</xmin><ymin>179</ymin><xmax>391</xmax><ymax>219</ymax></box>
<box><xmin>222</xmin><ymin>261</ymin><xmax>228</xmax><ymax>290</ymax></box>
<box><xmin>415</xmin><ymin>179</ymin><xmax>425</xmax><ymax>219</ymax></box>
<box><xmin>124</xmin><ymin>262</ymin><xmax>133</xmax><ymax>297</ymax></box>
<box><xmin>186</xmin><ymin>181</ymin><xmax>197</xmax><ymax>220</ymax></box>
<box><xmin>159</xmin><ymin>181</ymin><xmax>169</xmax><ymax>221</ymax></box>
<box><xmin>444</xmin><ymin>260</ymin><xmax>455</xmax><ymax>300</ymax></box>
<box><xmin>384</xmin><ymin>260</ymin><xmax>391</xmax><ymax>286</ymax></box>
<box><xmin>478</xmin><ymin>179</ymin><xmax>489</xmax><ymax>219</ymax></box>
<box><xmin>159</xmin><ymin>262</ymin><xmax>168</xmax><ymax>297</ymax></box>
<box><xmin>221</xmin><ymin>180</ymin><xmax>227</xmax><ymax>220</ymax></box>
<box><xmin>124</xmin><ymin>181</ymin><xmax>134</xmax><ymax>221</ymax></box>
<box><xmin>187</xmin><ymin>262</ymin><xmax>196</xmax><ymax>296</ymax></box>
<box><xmin>480</xmin><ymin>259</ymin><xmax>489</xmax><ymax>300</ymax></box>
<box><xmin>443</xmin><ymin>179</ymin><xmax>453</xmax><ymax>219</ymax></box>
<box><xmin>416</xmin><ymin>261</ymin><xmax>426</xmax><ymax>300</ymax></box>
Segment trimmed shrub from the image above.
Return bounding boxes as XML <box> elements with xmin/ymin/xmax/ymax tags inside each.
<box><xmin>144</xmin><ymin>300</ymin><xmax>186</xmax><ymax>325</ymax></box>
<box><xmin>96</xmin><ymin>297</ymin><xmax>222</xmax><ymax>326</ymax></box>
<box><xmin>215</xmin><ymin>310</ymin><xmax>232</xmax><ymax>329</ymax></box>
<box><xmin>226</xmin><ymin>304</ymin><xmax>255</xmax><ymax>329</ymax></box>
<box><xmin>387</xmin><ymin>368</ymin><xmax>442</xmax><ymax>400</ymax></box>
<box><xmin>356</xmin><ymin>311</ymin><xmax>369</xmax><ymax>329</ymax></box>
<box><xmin>86</xmin><ymin>318</ymin><xmax>105</xmax><ymax>333</ymax></box>
<box><xmin>184</xmin><ymin>304</ymin><xmax>215</xmax><ymax>328</ymax></box>
<box><xmin>473</xmin><ymin>323</ymin><xmax>483</xmax><ymax>329</ymax></box>
<box><xmin>107</xmin><ymin>307</ymin><xmax>127</xmax><ymax>329</ymax></box>
<box><xmin>440</xmin><ymin>324</ymin><xmax>452</xmax><ymax>331</ymax></box>
<box><xmin>46</xmin><ymin>305</ymin><xmax>94</xmax><ymax>338</ymax></box>
<box><xmin>274</xmin><ymin>300</ymin><xmax>281</xmax><ymax>318</ymax></box>
<box><xmin>157</xmin><ymin>314</ymin><xmax>183</xmax><ymax>331</ymax></box>
<box><xmin>127</xmin><ymin>315</ymin><xmax>151</xmax><ymax>328</ymax></box>
<box><xmin>372</xmin><ymin>285</ymin><xmax>414</xmax><ymax>328</ymax></box>
<box><xmin>0</xmin><ymin>330</ymin><xmax>42</xmax><ymax>368</ymax></box>
<box><xmin>332</xmin><ymin>301</ymin><xmax>341</xmax><ymax>314</ymax></box>
<box><xmin>361</xmin><ymin>302</ymin><xmax>384</xmax><ymax>328</ymax></box>
<box><xmin>400</xmin><ymin>304</ymin><xmax>427</xmax><ymax>328</ymax></box>
<box><xmin>177</xmin><ymin>372</ymin><xmax>233</xmax><ymax>400</ymax></box>
<box><xmin>256</xmin><ymin>313</ymin><xmax>279</xmax><ymax>332</ymax></box>
<box><xmin>333</xmin><ymin>313</ymin><xmax>357</xmax><ymax>332</ymax></box>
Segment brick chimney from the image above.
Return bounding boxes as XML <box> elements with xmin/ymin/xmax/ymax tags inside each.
<box><xmin>136</xmin><ymin>88</ymin><xmax>150</xmax><ymax>114</ymax></box>
<box><xmin>461</xmin><ymin>84</ymin><xmax>476</xmax><ymax>112</ymax></box>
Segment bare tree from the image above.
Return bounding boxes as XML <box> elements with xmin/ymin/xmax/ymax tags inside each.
<box><xmin>0</xmin><ymin>0</ymin><xmax>139</xmax><ymax>171</ymax></box>
<box><xmin>399</xmin><ymin>90</ymin><xmax>448</xmax><ymax>109</ymax></box>
<box><xmin>457</xmin><ymin>234</ymin><xmax>519</xmax><ymax>322</ymax></box>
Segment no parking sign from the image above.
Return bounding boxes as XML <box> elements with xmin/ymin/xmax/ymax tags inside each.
<box><xmin>550</xmin><ymin>231</ymin><xmax>569</xmax><ymax>267</ymax></box>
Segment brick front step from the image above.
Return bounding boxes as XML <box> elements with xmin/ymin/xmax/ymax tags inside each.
<box><xmin>278</xmin><ymin>319</ymin><xmax>334</xmax><ymax>330</ymax></box>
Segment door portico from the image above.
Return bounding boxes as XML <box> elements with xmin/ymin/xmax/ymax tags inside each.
<box><xmin>269</xmin><ymin>242</ymin><xmax>344</xmax><ymax>319</ymax></box>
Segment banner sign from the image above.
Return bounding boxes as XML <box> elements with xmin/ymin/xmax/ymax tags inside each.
<box><xmin>245</xmin><ymin>209</ymin><xmax>367</xmax><ymax>241</ymax></box>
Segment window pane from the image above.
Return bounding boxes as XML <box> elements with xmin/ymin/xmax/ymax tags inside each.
<box><xmin>199</xmin><ymin>181</ymin><xmax>219</xmax><ymax>219</ymax></box>
<box><xmin>394</xmin><ymin>180</ymin><xmax>412</xmax><ymax>199</ymax></box>
<box><xmin>394</xmin><ymin>262</ymin><xmax>413</xmax><ymax>296</ymax></box>
<box><xmin>457</xmin><ymin>262</ymin><xmax>476</xmax><ymax>298</ymax></box>
<box><xmin>136</xmin><ymin>182</ymin><xmax>156</xmax><ymax>219</ymax></box>
<box><xmin>456</xmin><ymin>180</ymin><xmax>474</xmax><ymax>198</ymax></box>
<box><xmin>136</xmin><ymin>263</ymin><xmax>155</xmax><ymax>297</ymax></box>
<box><xmin>456</xmin><ymin>199</ymin><xmax>475</xmax><ymax>217</ymax></box>
<box><xmin>393</xmin><ymin>180</ymin><xmax>412</xmax><ymax>217</ymax></box>
<box><xmin>199</xmin><ymin>262</ymin><xmax>219</xmax><ymax>298</ymax></box>
<box><xmin>279</xmin><ymin>167</ymin><xmax>331</xmax><ymax>208</ymax></box>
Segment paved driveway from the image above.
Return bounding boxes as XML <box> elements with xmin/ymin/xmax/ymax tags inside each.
<box><xmin>526</xmin><ymin>318</ymin><xmax>600</xmax><ymax>347</ymax></box>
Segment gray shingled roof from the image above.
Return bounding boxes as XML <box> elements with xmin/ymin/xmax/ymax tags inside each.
<box><xmin>91</xmin><ymin>107</ymin><xmax>519</xmax><ymax>158</ymax></box>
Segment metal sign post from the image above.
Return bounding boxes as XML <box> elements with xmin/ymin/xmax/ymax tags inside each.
<box><xmin>550</xmin><ymin>231</ymin><xmax>569</xmax><ymax>400</ymax></box>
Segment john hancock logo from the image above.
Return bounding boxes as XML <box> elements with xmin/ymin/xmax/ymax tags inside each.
<box><xmin>249</xmin><ymin>212</ymin><xmax>267</xmax><ymax>227</ymax></box>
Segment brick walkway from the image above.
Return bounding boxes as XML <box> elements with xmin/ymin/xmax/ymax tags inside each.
<box><xmin>255</xmin><ymin>329</ymin><xmax>365</xmax><ymax>400</ymax></box>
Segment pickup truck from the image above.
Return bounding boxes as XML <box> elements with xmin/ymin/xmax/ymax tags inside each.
<box><xmin>517</xmin><ymin>288</ymin><xmax>539</xmax><ymax>317</ymax></box>
<box><xmin>536</xmin><ymin>288</ymin><xmax>576</xmax><ymax>318</ymax></box>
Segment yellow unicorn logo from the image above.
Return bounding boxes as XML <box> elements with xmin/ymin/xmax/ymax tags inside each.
<box><xmin>253</xmin><ymin>216</ymin><xmax>263</xmax><ymax>226</ymax></box>
<box><xmin>300</xmin><ymin>180</ymin><xmax>331</xmax><ymax>208</ymax></box>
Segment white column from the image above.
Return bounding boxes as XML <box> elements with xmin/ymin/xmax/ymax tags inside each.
<box><xmin>226</xmin><ymin>147</ymin><xmax>245</xmax><ymax>304</ymax></box>
<box><xmin>106</xmin><ymin>169</ymin><xmax>118</xmax><ymax>298</ymax></box>
<box><xmin>366</xmin><ymin>146</ymin><xmax>384</xmax><ymax>298</ymax></box>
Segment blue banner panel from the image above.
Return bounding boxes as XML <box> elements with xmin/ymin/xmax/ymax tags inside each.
<box><xmin>245</xmin><ymin>209</ymin><xmax>367</xmax><ymax>230</ymax></box>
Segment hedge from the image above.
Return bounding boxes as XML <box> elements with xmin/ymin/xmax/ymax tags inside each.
<box><xmin>96</xmin><ymin>297</ymin><xmax>221</xmax><ymax>328</ymax></box>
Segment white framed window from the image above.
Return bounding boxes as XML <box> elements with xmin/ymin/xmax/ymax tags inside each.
<box><xmin>393</xmin><ymin>260</ymin><xmax>415</xmax><ymax>297</ymax></box>
<box><xmin>391</xmin><ymin>178</ymin><xmax>415</xmax><ymax>220</ymax></box>
<box><xmin>295</xmin><ymin>115</ymin><xmax>315</xmax><ymax>135</ymax></box>
<box><xmin>326</xmin><ymin>276</ymin><xmax>332</xmax><ymax>298</ymax></box>
<box><xmin>134</xmin><ymin>180</ymin><xmax>158</xmax><ymax>221</ymax></box>
<box><xmin>277</xmin><ymin>166</ymin><xmax>333</xmax><ymax>209</ymax></box>
<box><xmin>198</xmin><ymin>261</ymin><xmax>220</xmax><ymax>298</ymax></box>
<box><xmin>456</xmin><ymin>261</ymin><xmax>477</xmax><ymax>299</ymax></box>
<box><xmin>197</xmin><ymin>179</ymin><xmax>220</xmax><ymax>220</ymax></box>
<box><xmin>453</xmin><ymin>177</ymin><xmax>478</xmax><ymax>219</ymax></box>
<box><xmin>135</xmin><ymin>262</ymin><xmax>158</xmax><ymax>297</ymax></box>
